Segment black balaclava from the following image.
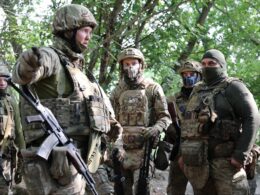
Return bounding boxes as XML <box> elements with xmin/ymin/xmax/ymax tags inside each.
<box><xmin>201</xmin><ymin>49</ymin><xmax>228</xmax><ymax>85</ymax></box>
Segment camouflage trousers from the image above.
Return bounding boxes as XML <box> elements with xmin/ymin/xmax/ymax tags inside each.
<box><xmin>21</xmin><ymin>147</ymin><xmax>86</xmax><ymax>195</ymax></box>
<box><xmin>0</xmin><ymin>159</ymin><xmax>29</xmax><ymax>195</ymax></box>
<box><xmin>122</xmin><ymin>168</ymin><xmax>153</xmax><ymax>195</ymax></box>
<box><xmin>167</xmin><ymin>159</ymin><xmax>188</xmax><ymax>195</ymax></box>
<box><xmin>194</xmin><ymin>158</ymin><xmax>249</xmax><ymax>195</ymax></box>
<box><xmin>0</xmin><ymin>158</ymin><xmax>12</xmax><ymax>195</ymax></box>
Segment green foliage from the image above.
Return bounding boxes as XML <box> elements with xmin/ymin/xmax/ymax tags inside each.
<box><xmin>0</xmin><ymin>0</ymin><xmax>259</xmax><ymax>106</ymax></box>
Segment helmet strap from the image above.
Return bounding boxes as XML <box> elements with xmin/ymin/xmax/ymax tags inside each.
<box><xmin>60</xmin><ymin>29</ymin><xmax>82</xmax><ymax>53</ymax></box>
<box><xmin>70</xmin><ymin>29</ymin><xmax>82</xmax><ymax>53</ymax></box>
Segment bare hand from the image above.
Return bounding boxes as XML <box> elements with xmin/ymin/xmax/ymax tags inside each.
<box><xmin>230</xmin><ymin>157</ymin><xmax>243</xmax><ymax>171</ymax></box>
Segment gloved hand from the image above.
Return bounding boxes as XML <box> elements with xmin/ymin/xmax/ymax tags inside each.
<box><xmin>164</xmin><ymin>124</ymin><xmax>177</xmax><ymax>144</ymax></box>
<box><xmin>18</xmin><ymin>47</ymin><xmax>43</xmax><ymax>81</ymax></box>
<box><xmin>142</xmin><ymin>126</ymin><xmax>160</xmax><ymax>139</ymax></box>
<box><xmin>113</xmin><ymin>146</ymin><xmax>125</xmax><ymax>162</ymax></box>
<box><xmin>107</xmin><ymin>123</ymin><xmax>122</xmax><ymax>141</ymax></box>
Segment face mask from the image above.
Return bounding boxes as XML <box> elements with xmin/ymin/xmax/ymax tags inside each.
<box><xmin>182</xmin><ymin>75</ymin><xmax>200</xmax><ymax>88</ymax></box>
<box><xmin>202</xmin><ymin>67</ymin><xmax>225</xmax><ymax>85</ymax></box>
<box><xmin>123</xmin><ymin>65</ymin><xmax>140</xmax><ymax>81</ymax></box>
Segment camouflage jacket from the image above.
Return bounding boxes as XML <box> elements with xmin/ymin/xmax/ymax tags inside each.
<box><xmin>110</xmin><ymin>78</ymin><xmax>171</xmax><ymax>137</ymax></box>
<box><xmin>12</xmin><ymin>37</ymin><xmax>122</xmax><ymax>172</ymax></box>
<box><xmin>182</xmin><ymin>77</ymin><xmax>260</xmax><ymax>164</ymax></box>
<box><xmin>0</xmin><ymin>94</ymin><xmax>25</xmax><ymax>151</ymax></box>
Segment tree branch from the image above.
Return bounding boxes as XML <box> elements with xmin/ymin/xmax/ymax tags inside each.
<box><xmin>177</xmin><ymin>0</ymin><xmax>215</xmax><ymax>63</ymax></box>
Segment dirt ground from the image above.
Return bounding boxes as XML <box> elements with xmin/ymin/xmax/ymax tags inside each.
<box><xmin>151</xmin><ymin>163</ymin><xmax>260</xmax><ymax>195</ymax></box>
<box><xmin>13</xmin><ymin>162</ymin><xmax>260</xmax><ymax>195</ymax></box>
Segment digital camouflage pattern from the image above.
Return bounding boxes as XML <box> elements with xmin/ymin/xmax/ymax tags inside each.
<box><xmin>180</xmin><ymin>76</ymin><xmax>259</xmax><ymax>194</ymax></box>
<box><xmin>166</xmin><ymin>60</ymin><xmax>202</xmax><ymax>195</ymax></box>
<box><xmin>52</xmin><ymin>4</ymin><xmax>97</xmax><ymax>35</ymax></box>
<box><xmin>110</xmin><ymin>76</ymin><xmax>171</xmax><ymax>195</ymax></box>
<box><xmin>178</xmin><ymin>60</ymin><xmax>202</xmax><ymax>74</ymax></box>
<box><xmin>0</xmin><ymin>63</ymin><xmax>25</xmax><ymax>194</ymax></box>
<box><xmin>12</xmin><ymin>4</ymin><xmax>123</xmax><ymax>195</ymax></box>
<box><xmin>117</xmin><ymin>48</ymin><xmax>145</xmax><ymax>68</ymax></box>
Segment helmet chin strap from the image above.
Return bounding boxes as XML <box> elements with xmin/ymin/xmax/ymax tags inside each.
<box><xmin>70</xmin><ymin>29</ymin><xmax>82</xmax><ymax>53</ymax></box>
<box><xmin>62</xmin><ymin>29</ymin><xmax>82</xmax><ymax>53</ymax></box>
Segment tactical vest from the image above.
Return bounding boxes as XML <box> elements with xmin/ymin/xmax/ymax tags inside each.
<box><xmin>22</xmin><ymin>54</ymin><xmax>110</xmax><ymax>144</ymax></box>
<box><xmin>180</xmin><ymin>78</ymin><xmax>242</xmax><ymax>189</ymax></box>
<box><xmin>174</xmin><ymin>91</ymin><xmax>190</xmax><ymax>122</ymax></box>
<box><xmin>0</xmin><ymin>96</ymin><xmax>15</xmax><ymax>148</ymax></box>
<box><xmin>116</xmin><ymin>80</ymin><xmax>156</xmax><ymax>149</ymax></box>
<box><xmin>182</xmin><ymin>77</ymin><xmax>241</xmax><ymax>140</ymax></box>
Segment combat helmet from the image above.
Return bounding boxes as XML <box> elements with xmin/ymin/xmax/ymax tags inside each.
<box><xmin>118</xmin><ymin>48</ymin><xmax>146</xmax><ymax>69</ymax></box>
<box><xmin>0</xmin><ymin>61</ymin><xmax>10</xmax><ymax>77</ymax></box>
<box><xmin>178</xmin><ymin>60</ymin><xmax>202</xmax><ymax>75</ymax></box>
<box><xmin>178</xmin><ymin>60</ymin><xmax>202</xmax><ymax>88</ymax></box>
<box><xmin>52</xmin><ymin>4</ymin><xmax>97</xmax><ymax>35</ymax></box>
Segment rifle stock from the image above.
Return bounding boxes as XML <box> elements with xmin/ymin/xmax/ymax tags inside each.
<box><xmin>7</xmin><ymin>78</ymin><xmax>98</xmax><ymax>195</ymax></box>
<box><xmin>168</xmin><ymin>101</ymin><xmax>181</xmax><ymax>161</ymax></box>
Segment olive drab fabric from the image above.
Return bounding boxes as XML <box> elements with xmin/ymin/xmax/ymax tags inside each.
<box><xmin>52</xmin><ymin>4</ymin><xmax>97</xmax><ymax>35</ymax></box>
<box><xmin>181</xmin><ymin>75</ymin><xmax>259</xmax><ymax>194</ymax></box>
<box><xmin>178</xmin><ymin>60</ymin><xmax>202</xmax><ymax>74</ymax></box>
<box><xmin>20</xmin><ymin>53</ymin><xmax>110</xmax><ymax>144</ymax></box>
<box><xmin>182</xmin><ymin>77</ymin><xmax>240</xmax><ymax>140</ymax></box>
<box><xmin>180</xmin><ymin>78</ymin><xmax>240</xmax><ymax>189</ymax></box>
<box><xmin>166</xmin><ymin>60</ymin><xmax>202</xmax><ymax>195</ymax></box>
<box><xmin>118</xmin><ymin>89</ymin><xmax>149</xmax><ymax>127</ymax></box>
<box><xmin>112</xmin><ymin>79</ymin><xmax>156</xmax><ymax>170</ymax></box>
<box><xmin>15</xmin><ymin>45</ymin><xmax>111</xmax><ymax>173</ymax></box>
<box><xmin>12</xmin><ymin>4</ymin><xmax>124</xmax><ymax>195</ymax></box>
<box><xmin>118</xmin><ymin>48</ymin><xmax>145</xmax><ymax>67</ymax></box>
<box><xmin>110</xmin><ymin>77</ymin><xmax>171</xmax><ymax>195</ymax></box>
<box><xmin>0</xmin><ymin>63</ymin><xmax>11</xmax><ymax>77</ymax></box>
<box><xmin>166</xmin><ymin>91</ymin><xmax>190</xmax><ymax>195</ymax></box>
<box><xmin>0</xmin><ymin>94</ymin><xmax>25</xmax><ymax>194</ymax></box>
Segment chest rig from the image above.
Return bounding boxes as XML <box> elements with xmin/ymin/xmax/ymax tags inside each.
<box><xmin>23</xmin><ymin>53</ymin><xmax>110</xmax><ymax>144</ymax></box>
<box><xmin>182</xmin><ymin>77</ymin><xmax>241</xmax><ymax>140</ymax></box>
<box><xmin>116</xmin><ymin>81</ymin><xmax>156</xmax><ymax>149</ymax></box>
<box><xmin>0</xmin><ymin>96</ymin><xmax>15</xmax><ymax>145</ymax></box>
<box><xmin>174</xmin><ymin>91</ymin><xmax>190</xmax><ymax>123</ymax></box>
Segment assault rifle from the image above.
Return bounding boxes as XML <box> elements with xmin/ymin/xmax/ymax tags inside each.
<box><xmin>112</xmin><ymin>148</ymin><xmax>125</xmax><ymax>195</ymax></box>
<box><xmin>136</xmin><ymin>138</ymin><xmax>153</xmax><ymax>195</ymax></box>
<box><xmin>168</xmin><ymin>101</ymin><xmax>181</xmax><ymax>161</ymax></box>
<box><xmin>7</xmin><ymin>78</ymin><xmax>98</xmax><ymax>195</ymax></box>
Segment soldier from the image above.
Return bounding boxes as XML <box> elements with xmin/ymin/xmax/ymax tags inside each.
<box><xmin>109</xmin><ymin>48</ymin><xmax>171</xmax><ymax>195</ymax></box>
<box><xmin>0</xmin><ymin>61</ymin><xmax>25</xmax><ymax>195</ymax></box>
<box><xmin>12</xmin><ymin>4</ymin><xmax>124</xmax><ymax>195</ymax></box>
<box><xmin>178</xmin><ymin>49</ymin><xmax>260</xmax><ymax>195</ymax></box>
<box><xmin>166</xmin><ymin>60</ymin><xmax>202</xmax><ymax>195</ymax></box>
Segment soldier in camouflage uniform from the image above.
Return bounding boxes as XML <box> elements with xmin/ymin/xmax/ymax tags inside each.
<box><xmin>110</xmin><ymin>48</ymin><xmax>171</xmax><ymax>195</ymax></box>
<box><xmin>167</xmin><ymin>60</ymin><xmax>202</xmax><ymax>195</ymax></box>
<box><xmin>12</xmin><ymin>4</ymin><xmax>124</xmax><ymax>195</ymax></box>
<box><xmin>178</xmin><ymin>49</ymin><xmax>260</xmax><ymax>195</ymax></box>
<box><xmin>0</xmin><ymin>61</ymin><xmax>25</xmax><ymax>195</ymax></box>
